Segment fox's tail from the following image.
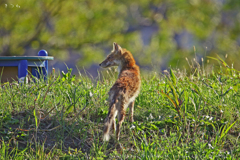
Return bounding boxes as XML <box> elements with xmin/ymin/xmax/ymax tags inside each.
<box><xmin>103</xmin><ymin>97</ymin><xmax>119</xmax><ymax>141</ymax></box>
<box><xmin>103</xmin><ymin>118</ymin><xmax>112</xmax><ymax>141</ymax></box>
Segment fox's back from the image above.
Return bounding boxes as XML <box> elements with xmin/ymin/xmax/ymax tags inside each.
<box><xmin>110</xmin><ymin>62</ymin><xmax>141</xmax><ymax>102</ymax></box>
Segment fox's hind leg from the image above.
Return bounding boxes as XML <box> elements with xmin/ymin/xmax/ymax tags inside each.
<box><xmin>128</xmin><ymin>101</ymin><xmax>134</xmax><ymax>122</ymax></box>
<box><xmin>116</xmin><ymin>98</ymin><xmax>128</xmax><ymax>141</ymax></box>
<box><xmin>111</xmin><ymin>110</ymin><xmax>118</xmax><ymax>132</ymax></box>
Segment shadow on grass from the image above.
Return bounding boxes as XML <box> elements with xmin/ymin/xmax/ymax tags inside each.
<box><xmin>0</xmin><ymin>107</ymin><xmax>100</xmax><ymax>154</ymax></box>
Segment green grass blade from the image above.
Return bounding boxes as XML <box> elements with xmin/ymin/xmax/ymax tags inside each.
<box><xmin>170</xmin><ymin>69</ymin><xmax>177</xmax><ymax>86</ymax></box>
<box><xmin>220</xmin><ymin>121</ymin><xmax>236</xmax><ymax>140</ymax></box>
<box><xmin>33</xmin><ymin>109</ymin><xmax>38</xmax><ymax>128</ymax></box>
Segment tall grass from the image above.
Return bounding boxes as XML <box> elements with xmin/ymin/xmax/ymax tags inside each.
<box><xmin>0</xmin><ymin>59</ymin><xmax>240</xmax><ymax>159</ymax></box>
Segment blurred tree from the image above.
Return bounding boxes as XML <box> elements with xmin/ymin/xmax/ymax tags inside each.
<box><xmin>147</xmin><ymin>0</ymin><xmax>240</xmax><ymax>69</ymax></box>
<box><xmin>0</xmin><ymin>0</ymin><xmax>240</xmax><ymax>69</ymax></box>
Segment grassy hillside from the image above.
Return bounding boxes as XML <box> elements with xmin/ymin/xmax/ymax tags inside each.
<box><xmin>0</xmin><ymin>60</ymin><xmax>240</xmax><ymax>159</ymax></box>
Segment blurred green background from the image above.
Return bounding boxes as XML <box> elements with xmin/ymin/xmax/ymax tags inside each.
<box><xmin>1</xmin><ymin>0</ymin><xmax>240</xmax><ymax>76</ymax></box>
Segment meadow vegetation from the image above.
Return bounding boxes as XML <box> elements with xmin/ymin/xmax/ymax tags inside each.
<box><xmin>0</xmin><ymin>57</ymin><xmax>240</xmax><ymax>159</ymax></box>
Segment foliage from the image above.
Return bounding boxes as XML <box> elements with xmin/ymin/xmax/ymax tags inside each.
<box><xmin>1</xmin><ymin>0</ymin><xmax>240</xmax><ymax>69</ymax></box>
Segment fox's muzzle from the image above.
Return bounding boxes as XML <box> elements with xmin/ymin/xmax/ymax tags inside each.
<box><xmin>99</xmin><ymin>62</ymin><xmax>107</xmax><ymax>68</ymax></box>
<box><xmin>99</xmin><ymin>60</ymin><xmax>113</xmax><ymax>68</ymax></box>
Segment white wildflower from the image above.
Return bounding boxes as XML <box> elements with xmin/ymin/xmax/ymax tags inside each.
<box><xmin>130</xmin><ymin>125</ymin><xmax>135</xmax><ymax>130</ymax></box>
<box><xmin>90</xmin><ymin>91</ymin><xmax>93</xmax><ymax>97</ymax></box>
<box><xmin>149</xmin><ymin>113</ymin><xmax>154</xmax><ymax>120</ymax></box>
<box><xmin>208</xmin><ymin>143</ymin><xmax>214</xmax><ymax>149</ymax></box>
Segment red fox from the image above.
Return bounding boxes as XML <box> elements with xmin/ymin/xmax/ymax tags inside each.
<box><xmin>99</xmin><ymin>42</ymin><xmax>141</xmax><ymax>141</ymax></box>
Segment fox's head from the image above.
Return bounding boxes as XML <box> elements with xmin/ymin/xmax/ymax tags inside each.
<box><xmin>99</xmin><ymin>42</ymin><xmax>122</xmax><ymax>68</ymax></box>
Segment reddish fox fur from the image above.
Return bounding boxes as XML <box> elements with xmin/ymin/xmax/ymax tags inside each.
<box><xmin>99</xmin><ymin>42</ymin><xmax>141</xmax><ymax>141</ymax></box>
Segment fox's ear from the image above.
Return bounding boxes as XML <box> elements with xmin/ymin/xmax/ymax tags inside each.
<box><xmin>113</xmin><ymin>42</ymin><xmax>122</xmax><ymax>53</ymax></box>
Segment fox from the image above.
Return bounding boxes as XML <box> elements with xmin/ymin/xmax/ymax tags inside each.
<box><xmin>99</xmin><ymin>42</ymin><xmax>141</xmax><ymax>141</ymax></box>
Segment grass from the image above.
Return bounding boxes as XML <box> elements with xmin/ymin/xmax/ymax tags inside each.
<box><xmin>0</xmin><ymin>57</ymin><xmax>240</xmax><ymax>159</ymax></box>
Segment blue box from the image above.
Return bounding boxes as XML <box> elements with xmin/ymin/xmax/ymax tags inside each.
<box><xmin>0</xmin><ymin>50</ymin><xmax>54</xmax><ymax>83</ymax></box>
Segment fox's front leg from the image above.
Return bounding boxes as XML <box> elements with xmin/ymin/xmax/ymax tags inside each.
<box><xmin>128</xmin><ymin>101</ymin><xmax>134</xmax><ymax>122</ymax></box>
